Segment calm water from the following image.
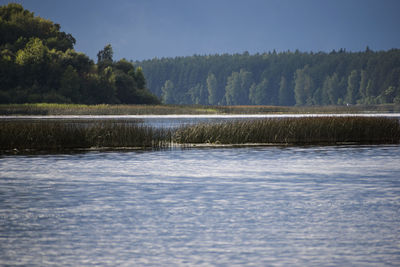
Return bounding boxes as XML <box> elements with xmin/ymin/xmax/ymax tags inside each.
<box><xmin>1</xmin><ymin>145</ymin><xmax>400</xmax><ymax>266</ymax></box>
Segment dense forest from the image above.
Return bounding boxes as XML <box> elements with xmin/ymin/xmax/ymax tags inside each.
<box><xmin>0</xmin><ymin>3</ymin><xmax>159</xmax><ymax>104</ymax></box>
<box><xmin>138</xmin><ymin>49</ymin><xmax>400</xmax><ymax>106</ymax></box>
<box><xmin>2</xmin><ymin>4</ymin><xmax>399</xmax><ymax>107</ymax></box>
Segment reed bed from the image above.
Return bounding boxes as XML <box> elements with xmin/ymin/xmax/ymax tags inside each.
<box><xmin>1</xmin><ymin>103</ymin><xmax>400</xmax><ymax>116</ymax></box>
<box><xmin>0</xmin><ymin>120</ymin><xmax>172</xmax><ymax>151</ymax></box>
<box><xmin>173</xmin><ymin>117</ymin><xmax>400</xmax><ymax>145</ymax></box>
<box><xmin>0</xmin><ymin>103</ymin><xmax>219</xmax><ymax>116</ymax></box>
<box><xmin>1</xmin><ymin>117</ymin><xmax>399</xmax><ymax>152</ymax></box>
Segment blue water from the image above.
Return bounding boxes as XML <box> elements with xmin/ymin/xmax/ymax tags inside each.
<box><xmin>1</xmin><ymin>145</ymin><xmax>400</xmax><ymax>266</ymax></box>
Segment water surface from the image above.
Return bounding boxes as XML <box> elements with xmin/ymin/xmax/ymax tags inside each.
<box><xmin>1</xmin><ymin>145</ymin><xmax>400</xmax><ymax>266</ymax></box>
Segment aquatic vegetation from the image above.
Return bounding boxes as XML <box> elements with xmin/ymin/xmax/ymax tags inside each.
<box><xmin>173</xmin><ymin>117</ymin><xmax>400</xmax><ymax>145</ymax></box>
<box><xmin>1</xmin><ymin>116</ymin><xmax>399</xmax><ymax>152</ymax></box>
<box><xmin>0</xmin><ymin>103</ymin><xmax>219</xmax><ymax>115</ymax></box>
<box><xmin>0</xmin><ymin>120</ymin><xmax>171</xmax><ymax>151</ymax></box>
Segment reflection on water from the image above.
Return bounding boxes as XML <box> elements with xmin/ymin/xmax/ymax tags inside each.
<box><xmin>1</xmin><ymin>145</ymin><xmax>400</xmax><ymax>266</ymax></box>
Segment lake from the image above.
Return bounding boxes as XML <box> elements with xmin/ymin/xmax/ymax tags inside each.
<box><xmin>1</xmin><ymin>144</ymin><xmax>400</xmax><ymax>266</ymax></box>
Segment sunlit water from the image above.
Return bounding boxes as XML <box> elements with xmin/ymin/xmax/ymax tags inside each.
<box><xmin>1</xmin><ymin>145</ymin><xmax>400</xmax><ymax>266</ymax></box>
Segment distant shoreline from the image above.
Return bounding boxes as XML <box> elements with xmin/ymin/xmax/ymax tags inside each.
<box><xmin>1</xmin><ymin>103</ymin><xmax>399</xmax><ymax>116</ymax></box>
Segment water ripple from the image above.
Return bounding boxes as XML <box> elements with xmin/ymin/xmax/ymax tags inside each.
<box><xmin>1</xmin><ymin>145</ymin><xmax>400</xmax><ymax>266</ymax></box>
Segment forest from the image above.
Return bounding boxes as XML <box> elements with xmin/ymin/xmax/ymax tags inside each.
<box><xmin>0</xmin><ymin>3</ymin><xmax>159</xmax><ymax>104</ymax></box>
<box><xmin>138</xmin><ymin>48</ymin><xmax>400</xmax><ymax>106</ymax></box>
<box><xmin>2</xmin><ymin>3</ymin><xmax>399</xmax><ymax>107</ymax></box>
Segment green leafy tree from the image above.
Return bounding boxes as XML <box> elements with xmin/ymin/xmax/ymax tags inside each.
<box><xmin>225</xmin><ymin>69</ymin><xmax>252</xmax><ymax>105</ymax></box>
<box><xmin>249</xmin><ymin>78</ymin><xmax>268</xmax><ymax>105</ymax></box>
<box><xmin>135</xmin><ymin>67</ymin><xmax>146</xmax><ymax>89</ymax></box>
<box><xmin>115</xmin><ymin>58</ymin><xmax>135</xmax><ymax>73</ymax></box>
<box><xmin>206</xmin><ymin>73</ymin><xmax>218</xmax><ymax>105</ymax></box>
<box><xmin>188</xmin><ymin>83</ymin><xmax>207</xmax><ymax>104</ymax></box>
<box><xmin>15</xmin><ymin>37</ymin><xmax>47</xmax><ymax>65</ymax></box>
<box><xmin>294</xmin><ymin>66</ymin><xmax>313</xmax><ymax>105</ymax></box>
<box><xmin>0</xmin><ymin>4</ymin><xmax>158</xmax><ymax>104</ymax></box>
<box><xmin>278</xmin><ymin>76</ymin><xmax>293</xmax><ymax>106</ymax></box>
<box><xmin>114</xmin><ymin>71</ymin><xmax>137</xmax><ymax>104</ymax></box>
<box><xmin>345</xmin><ymin>70</ymin><xmax>360</xmax><ymax>104</ymax></box>
<box><xmin>378</xmin><ymin>86</ymin><xmax>396</xmax><ymax>103</ymax></box>
<box><xmin>97</xmin><ymin>66</ymin><xmax>117</xmax><ymax>103</ymax></box>
<box><xmin>358</xmin><ymin>70</ymin><xmax>368</xmax><ymax>101</ymax></box>
<box><xmin>97</xmin><ymin>44</ymin><xmax>113</xmax><ymax>63</ymax></box>
<box><xmin>321</xmin><ymin>73</ymin><xmax>340</xmax><ymax>105</ymax></box>
<box><xmin>97</xmin><ymin>44</ymin><xmax>113</xmax><ymax>71</ymax></box>
<box><xmin>161</xmin><ymin>80</ymin><xmax>175</xmax><ymax>104</ymax></box>
<box><xmin>60</xmin><ymin>65</ymin><xmax>80</xmax><ymax>102</ymax></box>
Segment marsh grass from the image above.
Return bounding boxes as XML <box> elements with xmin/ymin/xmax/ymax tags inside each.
<box><xmin>1</xmin><ymin>103</ymin><xmax>400</xmax><ymax>115</ymax></box>
<box><xmin>0</xmin><ymin>120</ymin><xmax>172</xmax><ymax>151</ymax></box>
<box><xmin>173</xmin><ymin>117</ymin><xmax>400</xmax><ymax>145</ymax></box>
<box><xmin>0</xmin><ymin>103</ymin><xmax>220</xmax><ymax>115</ymax></box>
<box><xmin>1</xmin><ymin>117</ymin><xmax>399</xmax><ymax>152</ymax></box>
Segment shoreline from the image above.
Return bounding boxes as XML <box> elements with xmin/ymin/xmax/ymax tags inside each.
<box><xmin>2</xmin><ymin>113</ymin><xmax>400</xmax><ymax>120</ymax></box>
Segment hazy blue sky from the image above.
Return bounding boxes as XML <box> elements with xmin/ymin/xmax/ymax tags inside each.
<box><xmin>2</xmin><ymin>0</ymin><xmax>400</xmax><ymax>61</ymax></box>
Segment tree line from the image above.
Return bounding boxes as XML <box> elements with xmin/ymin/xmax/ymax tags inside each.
<box><xmin>138</xmin><ymin>48</ymin><xmax>400</xmax><ymax>106</ymax></box>
<box><xmin>0</xmin><ymin>3</ymin><xmax>159</xmax><ymax>104</ymax></box>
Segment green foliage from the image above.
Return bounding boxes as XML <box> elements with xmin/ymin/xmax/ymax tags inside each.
<box><xmin>323</xmin><ymin>73</ymin><xmax>340</xmax><ymax>105</ymax></box>
<box><xmin>225</xmin><ymin>69</ymin><xmax>252</xmax><ymax>105</ymax></box>
<box><xmin>135</xmin><ymin>67</ymin><xmax>146</xmax><ymax>89</ymax></box>
<box><xmin>138</xmin><ymin>49</ymin><xmax>400</xmax><ymax>106</ymax></box>
<box><xmin>97</xmin><ymin>44</ymin><xmax>113</xmax><ymax>69</ymax></box>
<box><xmin>188</xmin><ymin>83</ymin><xmax>207</xmax><ymax>105</ymax></box>
<box><xmin>345</xmin><ymin>70</ymin><xmax>360</xmax><ymax>104</ymax></box>
<box><xmin>278</xmin><ymin>76</ymin><xmax>293</xmax><ymax>106</ymax></box>
<box><xmin>15</xmin><ymin>37</ymin><xmax>47</xmax><ymax>65</ymax></box>
<box><xmin>294</xmin><ymin>65</ymin><xmax>313</xmax><ymax>105</ymax></box>
<box><xmin>60</xmin><ymin>65</ymin><xmax>80</xmax><ymax>102</ymax></box>
<box><xmin>161</xmin><ymin>80</ymin><xmax>175</xmax><ymax>104</ymax></box>
<box><xmin>206</xmin><ymin>73</ymin><xmax>218</xmax><ymax>105</ymax></box>
<box><xmin>0</xmin><ymin>3</ymin><xmax>158</xmax><ymax>105</ymax></box>
<box><xmin>249</xmin><ymin>78</ymin><xmax>268</xmax><ymax>105</ymax></box>
<box><xmin>0</xmin><ymin>3</ymin><xmax>75</xmax><ymax>52</ymax></box>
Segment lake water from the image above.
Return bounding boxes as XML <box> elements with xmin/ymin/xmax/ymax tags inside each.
<box><xmin>1</xmin><ymin>145</ymin><xmax>400</xmax><ymax>266</ymax></box>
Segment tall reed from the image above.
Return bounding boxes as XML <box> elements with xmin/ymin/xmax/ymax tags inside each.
<box><xmin>173</xmin><ymin>117</ymin><xmax>400</xmax><ymax>145</ymax></box>
<box><xmin>0</xmin><ymin>120</ymin><xmax>171</xmax><ymax>151</ymax></box>
<box><xmin>1</xmin><ymin>117</ymin><xmax>399</xmax><ymax>152</ymax></box>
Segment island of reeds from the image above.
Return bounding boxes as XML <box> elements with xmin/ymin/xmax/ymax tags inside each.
<box><xmin>1</xmin><ymin>116</ymin><xmax>399</xmax><ymax>153</ymax></box>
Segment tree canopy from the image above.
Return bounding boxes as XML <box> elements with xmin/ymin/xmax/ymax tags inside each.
<box><xmin>138</xmin><ymin>49</ymin><xmax>400</xmax><ymax>106</ymax></box>
<box><xmin>0</xmin><ymin>3</ymin><xmax>159</xmax><ymax>104</ymax></box>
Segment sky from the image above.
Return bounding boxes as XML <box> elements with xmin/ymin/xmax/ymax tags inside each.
<box><xmin>2</xmin><ymin>0</ymin><xmax>400</xmax><ymax>61</ymax></box>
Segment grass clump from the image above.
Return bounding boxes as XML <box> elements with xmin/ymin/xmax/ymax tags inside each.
<box><xmin>173</xmin><ymin>117</ymin><xmax>400</xmax><ymax>145</ymax></box>
<box><xmin>0</xmin><ymin>120</ymin><xmax>171</xmax><ymax>152</ymax></box>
